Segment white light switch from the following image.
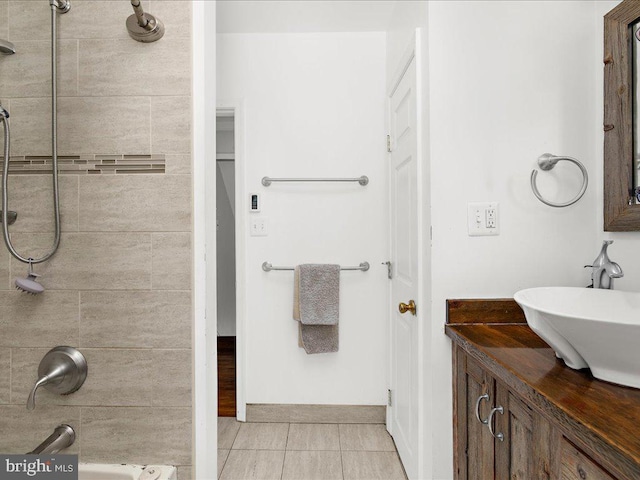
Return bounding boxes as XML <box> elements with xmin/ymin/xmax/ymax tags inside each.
<box><xmin>468</xmin><ymin>202</ymin><xmax>499</xmax><ymax>236</ymax></box>
<box><xmin>250</xmin><ymin>217</ymin><xmax>268</xmax><ymax>236</ymax></box>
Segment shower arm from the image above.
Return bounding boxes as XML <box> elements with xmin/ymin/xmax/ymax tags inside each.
<box><xmin>131</xmin><ymin>0</ymin><xmax>151</xmax><ymax>29</ymax></box>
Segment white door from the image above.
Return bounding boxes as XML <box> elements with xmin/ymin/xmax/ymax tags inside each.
<box><xmin>388</xmin><ymin>55</ymin><xmax>420</xmax><ymax>480</ymax></box>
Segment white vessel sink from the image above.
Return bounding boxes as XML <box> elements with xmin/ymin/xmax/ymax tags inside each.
<box><xmin>514</xmin><ymin>287</ymin><xmax>640</xmax><ymax>389</ymax></box>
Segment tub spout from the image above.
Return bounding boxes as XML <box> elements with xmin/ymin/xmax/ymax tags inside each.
<box><xmin>28</xmin><ymin>424</ymin><xmax>75</xmax><ymax>454</ymax></box>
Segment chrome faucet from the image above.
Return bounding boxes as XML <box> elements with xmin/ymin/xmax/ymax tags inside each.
<box><xmin>585</xmin><ymin>240</ymin><xmax>623</xmax><ymax>289</ymax></box>
<box><xmin>28</xmin><ymin>425</ymin><xmax>75</xmax><ymax>454</ymax></box>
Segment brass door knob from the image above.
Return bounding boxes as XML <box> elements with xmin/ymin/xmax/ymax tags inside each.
<box><xmin>398</xmin><ymin>300</ymin><xmax>416</xmax><ymax>316</ymax></box>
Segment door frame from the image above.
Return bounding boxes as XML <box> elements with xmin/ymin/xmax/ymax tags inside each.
<box><xmin>386</xmin><ymin>29</ymin><xmax>425</xmax><ymax>479</ymax></box>
<box><xmin>216</xmin><ymin>101</ymin><xmax>247</xmax><ymax>422</ymax></box>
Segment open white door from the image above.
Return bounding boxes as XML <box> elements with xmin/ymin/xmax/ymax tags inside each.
<box><xmin>388</xmin><ymin>47</ymin><xmax>421</xmax><ymax>480</ymax></box>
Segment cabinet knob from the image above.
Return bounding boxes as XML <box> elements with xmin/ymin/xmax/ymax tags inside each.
<box><xmin>488</xmin><ymin>406</ymin><xmax>504</xmax><ymax>442</ymax></box>
<box><xmin>474</xmin><ymin>393</ymin><xmax>490</xmax><ymax>425</ymax></box>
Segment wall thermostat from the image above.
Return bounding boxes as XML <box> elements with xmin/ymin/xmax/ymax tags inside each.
<box><xmin>249</xmin><ymin>193</ymin><xmax>260</xmax><ymax>212</ymax></box>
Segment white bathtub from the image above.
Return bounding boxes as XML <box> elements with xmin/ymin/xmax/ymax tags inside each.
<box><xmin>78</xmin><ymin>463</ymin><xmax>177</xmax><ymax>480</ymax></box>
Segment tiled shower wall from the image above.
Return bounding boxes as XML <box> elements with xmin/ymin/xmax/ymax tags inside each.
<box><xmin>0</xmin><ymin>1</ymin><xmax>192</xmax><ymax>477</ymax></box>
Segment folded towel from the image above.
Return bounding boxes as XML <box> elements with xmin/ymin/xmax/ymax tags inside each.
<box><xmin>293</xmin><ymin>264</ymin><xmax>340</xmax><ymax>354</ymax></box>
<box><xmin>298</xmin><ymin>264</ymin><xmax>340</xmax><ymax>325</ymax></box>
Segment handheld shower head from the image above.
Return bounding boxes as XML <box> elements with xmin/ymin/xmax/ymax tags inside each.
<box><xmin>15</xmin><ymin>260</ymin><xmax>45</xmax><ymax>295</ymax></box>
<box><xmin>0</xmin><ymin>39</ymin><xmax>16</xmax><ymax>55</ymax></box>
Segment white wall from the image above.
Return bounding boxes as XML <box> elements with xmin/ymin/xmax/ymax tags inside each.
<box><xmin>594</xmin><ymin>1</ymin><xmax>640</xmax><ymax>292</ymax></box>
<box><xmin>217</xmin><ymin>32</ymin><xmax>389</xmax><ymax>405</ymax></box>
<box><xmin>427</xmin><ymin>2</ymin><xmax>598</xmax><ymax>478</ymax></box>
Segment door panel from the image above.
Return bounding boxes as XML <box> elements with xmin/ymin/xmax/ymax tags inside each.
<box><xmin>389</xmin><ymin>57</ymin><xmax>419</xmax><ymax>480</ymax></box>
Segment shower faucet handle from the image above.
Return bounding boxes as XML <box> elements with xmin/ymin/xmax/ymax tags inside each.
<box><xmin>27</xmin><ymin>346</ymin><xmax>87</xmax><ymax>410</ymax></box>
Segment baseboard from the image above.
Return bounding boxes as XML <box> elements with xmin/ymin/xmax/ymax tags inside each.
<box><xmin>246</xmin><ymin>404</ymin><xmax>386</xmax><ymax>424</ymax></box>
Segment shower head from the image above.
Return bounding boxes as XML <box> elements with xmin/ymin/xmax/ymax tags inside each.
<box><xmin>15</xmin><ymin>274</ymin><xmax>44</xmax><ymax>295</ymax></box>
<box><xmin>15</xmin><ymin>261</ymin><xmax>44</xmax><ymax>295</ymax></box>
<box><xmin>0</xmin><ymin>39</ymin><xmax>15</xmax><ymax>55</ymax></box>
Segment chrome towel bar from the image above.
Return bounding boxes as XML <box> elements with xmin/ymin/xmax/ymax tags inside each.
<box><xmin>262</xmin><ymin>176</ymin><xmax>369</xmax><ymax>187</ymax></box>
<box><xmin>530</xmin><ymin>153</ymin><xmax>588</xmax><ymax>208</ymax></box>
<box><xmin>262</xmin><ymin>261</ymin><xmax>370</xmax><ymax>272</ymax></box>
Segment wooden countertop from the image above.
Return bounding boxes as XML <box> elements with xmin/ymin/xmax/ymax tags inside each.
<box><xmin>446</xmin><ymin>323</ymin><xmax>640</xmax><ymax>478</ymax></box>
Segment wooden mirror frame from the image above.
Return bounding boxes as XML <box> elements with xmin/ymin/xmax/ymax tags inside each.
<box><xmin>604</xmin><ymin>1</ymin><xmax>640</xmax><ymax>231</ymax></box>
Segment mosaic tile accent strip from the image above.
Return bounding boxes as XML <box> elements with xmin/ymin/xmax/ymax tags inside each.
<box><xmin>0</xmin><ymin>155</ymin><xmax>166</xmax><ymax>175</ymax></box>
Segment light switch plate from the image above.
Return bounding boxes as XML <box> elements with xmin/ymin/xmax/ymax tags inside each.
<box><xmin>468</xmin><ymin>202</ymin><xmax>499</xmax><ymax>236</ymax></box>
<box><xmin>250</xmin><ymin>217</ymin><xmax>268</xmax><ymax>236</ymax></box>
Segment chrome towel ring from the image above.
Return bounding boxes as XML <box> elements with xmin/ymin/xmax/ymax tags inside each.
<box><xmin>530</xmin><ymin>153</ymin><xmax>588</xmax><ymax>208</ymax></box>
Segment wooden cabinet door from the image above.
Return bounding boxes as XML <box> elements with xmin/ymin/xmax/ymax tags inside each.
<box><xmin>454</xmin><ymin>348</ymin><xmax>496</xmax><ymax>480</ymax></box>
<box><xmin>494</xmin><ymin>385</ymin><xmax>535</xmax><ymax>479</ymax></box>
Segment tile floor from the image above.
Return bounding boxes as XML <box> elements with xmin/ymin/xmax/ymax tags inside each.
<box><xmin>217</xmin><ymin>418</ymin><xmax>408</xmax><ymax>480</ymax></box>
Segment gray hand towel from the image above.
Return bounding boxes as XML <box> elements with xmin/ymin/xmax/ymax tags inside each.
<box><xmin>298</xmin><ymin>264</ymin><xmax>340</xmax><ymax>325</ymax></box>
<box><xmin>292</xmin><ymin>264</ymin><xmax>340</xmax><ymax>354</ymax></box>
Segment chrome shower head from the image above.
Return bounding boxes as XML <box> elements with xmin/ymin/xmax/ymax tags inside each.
<box><xmin>0</xmin><ymin>39</ymin><xmax>16</xmax><ymax>55</ymax></box>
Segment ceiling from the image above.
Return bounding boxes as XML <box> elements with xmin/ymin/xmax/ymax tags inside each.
<box><xmin>216</xmin><ymin>1</ymin><xmax>397</xmax><ymax>34</ymax></box>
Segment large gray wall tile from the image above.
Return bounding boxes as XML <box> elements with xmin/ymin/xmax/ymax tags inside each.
<box><xmin>12</xmin><ymin>348</ymin><xmax>153</xmax><ymax>407</ymax></box>
<box><xmin>0</xmin><ymin>291</ymin><xmax>79</xmax><ymax>347</ymax></box>
<box><xmin>152</xmin><ymin>233</ymin><xmax>191</xmax><ymax>290</ymax></box>
<box><xmin>151</xmin><ymin>349</ymin><xmax>191</xmax><ymax>407</ymax></box>
<box><xmin>151</xmin><ymin>96</ymin><xmax>191</xmax><ymax>154</ymax></box>
<box><xmin>0</xmin><ymin>1</ymin><xmax>7</xmax><ymax>39</ymax></box>
<box><xmin>177</xmin><ymin>465</ymin><xmax>192</xmax><ymax>480</ymax></box>
<box><xmin>80</xmin><ymin>290</ymin><xmax>191</xmax><ymax>348</ymax></box>
<box><xmin>7</xmin><ymin>2</ymin><xmax>49</xmax><ymax>41</ymax></box>
<box><xmin>0</xmin><ymin>349</ymin><xmax>9</xmax><ymax>404</ymax></box>
<box><xmin>81</xmin><ymin>407</ymin><xmax>191</xmax><ymax>464</ymax></box>
<box><xmin>58</xmin><ymin>1</ymin><xmax>134</xmax><ymax>40</ymax></box>
<box><xmin>0</xmin><ymin>405</ymin><xmax>80</xmax><ymax>454</ymax></box>
<box><xmin>148</xmin><ymin>1</ymin><xmax>191</xmax><ymax>40</ymax></box>
<box><xmin>57</xmin><ymin>97</ymin><xmax>151</xmax><ymax>155</ymax></box>
<box><xmin>9</xmin><ymin>233</ymin><xmax>152</xmax><ymax>290</ymax></box>
<box><xmin>78</xmin><ymin>38</ymin><xmax>190</xmax><ymax>96</ymax></box>
<box><xmin>79</xmin><ymin>175</ymin><xmax>190</xmax><ymax>231</ymax></box>
<box><xmin>8</xmin><ymin>98</ymin><xmax>50</xmax><ymax>156</ymax></box>
<box><xmin>0</xmin><ymin>40</ymin><xmax>77</xmax><ymax>97</ymax></box>
<box><xmin>165</xmin><ymin>154</ymin><xmax>191</xmax><ymax>175</ymax></box>
<box><xmin>0</xmin><ymin>246</ymin><xmax>10</xmax><ymax>290</ymax></box>
<box><xmin>7</xmin><ymin>175</ymin><xmax>79</xmax><ymax>233</ymax></box>
<box><xmin>10</xmin><ymin>95</ymin><xmax>151</xmax><ymax>156</ymax></box>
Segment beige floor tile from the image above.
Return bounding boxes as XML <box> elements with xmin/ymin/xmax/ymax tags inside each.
<box><xmin>339</xmin><ymin>424</ymin><xmax>396</xmax><ymax>451</ymax></box>
<box><xmin>286</xmin><ymin>423</ymin><xmax>340</xmax><ymax>451</ymax></box>
<box><xmin>218</xmin><ymin>417</ymin><xmax>241</xmax><ymax>450</ymax></box>
<box><xmin>282</xmin><ymin>450</ymin><xmax>343</xmax><ymax>480</ymax></box>
<box><xmin>232</xmin><ymin>422</ymin><xmax>289</xmax><ymax>450</ymax></box>
<box><xmin>342</xmin><ymin>451</ymin><xmax>407</xmax><ymax>480</ymax></box>
<box><xmin>219</xmin><ymin>450</ymin><xmax>285</xmax><ymax>480</ymax></box>
<box><xmin>218</xmin><ymin>450</ymin><xmax>230</xmax><ymax>479</ymax></box>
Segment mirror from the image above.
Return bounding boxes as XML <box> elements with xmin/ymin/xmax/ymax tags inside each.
<box><xmin>604</xmin><ymin>1</ymin><xmax>640</xmax><ymax>230</ymax></box>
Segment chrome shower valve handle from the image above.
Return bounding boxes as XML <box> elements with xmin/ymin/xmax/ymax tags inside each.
<box><xmin>27</xmin><ymin>346</ymin><xmax>87</xmax><ymax>410</ymax></box>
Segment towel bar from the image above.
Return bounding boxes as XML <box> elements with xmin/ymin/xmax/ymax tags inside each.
<box><xmin>262</xmin><ymin>261</ymin><xmax>370</xmax><ymax>272</ymax></box>
<box><xmin>262</xmin><ymin>176</ymin><xmax>369</xmax><ymax>187</ymax></box>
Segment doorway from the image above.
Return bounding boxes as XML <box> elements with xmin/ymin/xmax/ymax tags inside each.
<box><xmin>216</xmin><ymin>112</ymin><xmax>237</xmax><ymax>417</ymax></box>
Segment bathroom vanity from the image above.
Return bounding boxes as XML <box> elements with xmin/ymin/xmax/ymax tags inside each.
<box><xmin>446</xmin><ymin>299</ymin><xmax>640</xmax><ymax>480</ymax></box>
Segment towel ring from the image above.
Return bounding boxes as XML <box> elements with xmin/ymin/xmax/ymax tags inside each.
<box><xmin>530</xmin><ymin>153</ymin><xmax>588</xmax><ymax>208</ymax></box>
